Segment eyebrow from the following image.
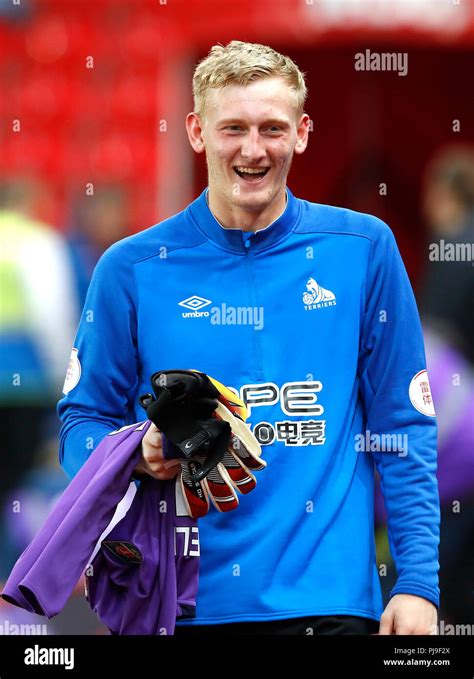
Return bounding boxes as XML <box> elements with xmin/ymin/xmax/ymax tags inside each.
<box><xmin>217</xmin><ymin>118</ymin><xmax>290</xmax><ymax>127</ymax></box>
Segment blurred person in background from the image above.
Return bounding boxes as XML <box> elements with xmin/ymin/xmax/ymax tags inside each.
<box><xmin>415</xmin><ymin>147</ymin><xmax>474</xmax><ymax>625</ymax></box>
<box><xmin>375</xmin><ymin>324</ymin><xmax>474</xmax><ymax>628</ymax></box>
<box><xmin>421</xmin><ymin>327</ymin><xmax>474</xmax><ymax>628</ymax></box>
<box><xmin>419</xmin><ymin>147</ymin><xmax>474</xmax><ymax>364</ymax></box>
<box><xmin>65</xmin><ymin>186</ymin><xmax>130</xmax><ymax>307</ymax></box>
<box><xmin>0</xmin><ymin>424</ymin><xmax>105</xmax><ymax>635</ymax></box>
<box><xmin>0</xmin><ymin>177</ymin><xmax>79</xmax><ymax>534</ymax></box>
<box><xmin>0</xmin><ymin>421</ymin><xmax>68</xmax><ymax>581</ymax></box>
<box><xmin>375</xmin><ymin>147</ymin><xmax>474</xmax><ymax>627</ymax></box>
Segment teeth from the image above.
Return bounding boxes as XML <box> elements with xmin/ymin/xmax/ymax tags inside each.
<box><xmin>236</xmin><ymin>167</ymin><xmax>268</xmax><ymax>174</ymax></box>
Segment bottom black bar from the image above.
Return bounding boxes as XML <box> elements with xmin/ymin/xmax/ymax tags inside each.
<box><xmin>0</xmin><ymin>634</ymin><xmax>472</xmax><ymax>677</ymax></box>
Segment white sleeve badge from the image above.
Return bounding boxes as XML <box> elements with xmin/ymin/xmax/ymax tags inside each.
<box><xmin>63</xmin><ymin>348</ymin><xmax>81</xmax><ymax>395</ymax></box>
<box><xmin>409</xmin><ymin>369</ymin><xmax>436</xmax><ymax>417</ymax></box>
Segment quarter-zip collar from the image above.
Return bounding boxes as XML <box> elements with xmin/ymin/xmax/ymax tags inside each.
<box><xmin>187</xmin><ymin>186</ymin><xmax>301</xmax><ymax>253</ymax></box>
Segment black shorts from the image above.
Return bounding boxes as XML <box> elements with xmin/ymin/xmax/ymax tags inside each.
<box><xmin>174</xmin><ymin>615</ymin><xmax>379</xmax><ymax>636</ymax></box>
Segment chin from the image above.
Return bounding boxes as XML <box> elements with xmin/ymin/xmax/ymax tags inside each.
<box><xmin>233</xmin><ymin>194</ymin><xmax>270</xmax><ymax>210</ymax></box>
<box><xmin>233</xmin><ymin>184</ymin><xmax>272</xmax><ymax>199</ymax></box>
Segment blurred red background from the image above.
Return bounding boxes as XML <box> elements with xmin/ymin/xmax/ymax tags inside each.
<box><xmin>1</xmin><ymin>0</ymin><xmax>473</xmax><ymax>282</ymax></box>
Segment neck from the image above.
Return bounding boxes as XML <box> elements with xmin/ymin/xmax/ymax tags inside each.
<box><xmin>207</xmin><ymin>187</ymin><xmax>288</xmax><ymax>232</ymax></box>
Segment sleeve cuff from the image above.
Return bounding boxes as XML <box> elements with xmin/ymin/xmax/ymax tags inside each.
<box><xmin>390</xmin><ymin>581</ymin><xmax>440</xmax><ymax>608</ymax></box>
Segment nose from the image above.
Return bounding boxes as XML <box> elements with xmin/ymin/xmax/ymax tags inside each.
<box><xmin>240</xmin><ymin>127</ymin><xmax>266</xmax><ymax>161</ymax></box>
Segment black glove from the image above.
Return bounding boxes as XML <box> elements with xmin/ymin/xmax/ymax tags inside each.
<box><xmin>139</xmin><ymin>369</ymin><xmax>231</xmax><ymax>483</ymax></box>
<box><xmin>139</xmin><ymin>369</ymin><xmax>266</xmax><ymax>519</ymax></box>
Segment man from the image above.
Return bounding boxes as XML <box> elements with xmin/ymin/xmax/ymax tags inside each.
<box><xmin>58</xmin><ymin>41</ymin><xmax>440</xmax><ymax>635</ymax></box>
<box><xmin>419</xmin><ymin>147</ymin><xmax>474</xmax><ymax>365</ymax></box>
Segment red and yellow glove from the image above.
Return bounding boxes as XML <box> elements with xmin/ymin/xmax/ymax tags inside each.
<box><xmin>140</xmin><ymin>370</ymin><xmax>266</xmax><ymax>518</ymax></box>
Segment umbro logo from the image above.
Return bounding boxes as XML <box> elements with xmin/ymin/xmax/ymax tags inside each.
<box><xmin>179</xmin><ymin>295</ymin><xmax>212</xmax><ymax>318</ymax></box>
<box><xmin>303</xmin><ymin>277</ymin><xmax>336</xmax><ymax>311</ymax></box>
<box><xmin>179</xmin><ymin>295</ymin><xmax>212</xmax><ymax>311</ymax></box>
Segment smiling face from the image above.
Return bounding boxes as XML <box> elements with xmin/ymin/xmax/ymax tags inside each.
<box><xmin>186</xmin><ymin>76</ymin><xmax>310</xmax><ymax>229</ymax></box>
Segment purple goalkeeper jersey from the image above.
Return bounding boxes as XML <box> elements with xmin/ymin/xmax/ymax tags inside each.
<box><xmin>2</xmin><ymin>421</ymin><xmax>199</xmax><ymax>635</ymax></box>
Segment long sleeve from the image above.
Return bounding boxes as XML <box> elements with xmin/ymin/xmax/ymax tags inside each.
<box><xmin>358</xmin><ymin>222</ymin><xmax>440</xmax><ymax>607</ymax></box>
<box><xmin>57</xmin><ymin>242</ymin><xmax>139</xmax><ymax>479</ymax></box>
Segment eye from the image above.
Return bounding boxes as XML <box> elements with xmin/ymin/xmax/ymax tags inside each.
<box><xmin>225</xmin><ymin>125</ymin><xmax>243</xmax><ymax>132</ymax></box>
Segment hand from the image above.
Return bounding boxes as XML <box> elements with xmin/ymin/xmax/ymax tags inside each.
<box><xmin>133</xmin><ymin>423</ymin><xmax>182</xmax><ymax>481</ymax></box>
<box><xmin>139</xmin><ymin>369</ymin><xmax>266</xmax><ymax>518</ymax></box>
<box><xmin>378</xmin><ymin>594</ymin><xmax>438</xmax><ymax>635</ymax></box>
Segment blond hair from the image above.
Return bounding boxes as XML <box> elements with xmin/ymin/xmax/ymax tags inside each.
<box><xmin>192</xmin><ymin>40</ymin><xmax>307</xmax><ymax>118</ymax></box>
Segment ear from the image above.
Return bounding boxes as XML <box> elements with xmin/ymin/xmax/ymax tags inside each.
<box><xmin>294</xmin><ymin>113</ymin><xmax>311</xmax><ymax>155</ymax></box>
<box><xmin>186</xmin><ymin>112</ymin><xmax>206</xmax><ymax>154</ymax></box>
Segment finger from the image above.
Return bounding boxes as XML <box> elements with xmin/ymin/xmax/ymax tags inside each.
<box><xmin>141</xmin><ymin>449</ymin><xmax>162</xmax><ymax>467</ymax></box>
<box><xmin>142</xmin><ymin>446</ymin><xmax>166</xmax><ymax>464</ymax></box>
<box><xmin>145</xmin><ymin>459</ymin><xmax>165</xmax><ymax>473</ymax></box>
<box><xmin>378</xmin><ymin>613</ymin><xmax>394</xmax><ymax>635</ymax></box>
<box><xmin>146</xmin><ymin>460</ymin><xmax>172</xmax><ymax>474</ymax></box>
<box><xmin>214</xmin><ymin>402</ymin><xmax>263</xmax><ymax>461</ymax></box>
<box><xmin>144</xmin><ymin>466</ymin><xmax>180</xmax><ymax>481</ymax></box>
<box><xmin>203</xmin><ymin>463</ymin><xmax>239</xmax><ymax>513</ymax></box>
<box><xmin>146</xmin><ymin>429</ymin><xmax>162</xmax><ymax>448</ymax></box>
<box><xmin>229</xmin><ymin>432</ymin><xmax>266</xmax><ymax>471</ymax></box>
<box><xmin>179</xmin><ymin>461</ymin><xmax>210</xmax><ymax>519</ymax></box>
<box><xmin>163</xmin><ymin>459</ymin><xmax>182</xmax><ymax>470</ymax></box>
<box><xmin>220</xmin><ymin>450</ymin><xmax>257</xmax><ymax>494</ymax></box>
<box><xmin>166</xmin><ymin>466</ymin><xmax>181</xmax><ymax>479</ymax></box>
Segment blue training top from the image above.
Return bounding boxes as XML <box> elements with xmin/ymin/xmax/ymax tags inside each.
<box><xmin>58</xmin><ymin>186</ymin><xmax>440</xmax><ymax>625</ymax></box>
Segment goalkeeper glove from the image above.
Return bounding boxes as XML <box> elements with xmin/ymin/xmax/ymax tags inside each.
<box><xmin>139</xmin><ymin>370</ymin><xmax>266</xmax><ymax>518</ymax></box>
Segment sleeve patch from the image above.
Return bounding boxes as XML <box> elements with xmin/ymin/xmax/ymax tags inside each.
<box><xmin>409</xmin><ymin>370</ymin><xmax>436</xmax><ymax>417</ymax></box>
<box><xmin>63</xmin><ymin>348</ymin><xmax>81</xmax><ymax>395</ymax></box>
